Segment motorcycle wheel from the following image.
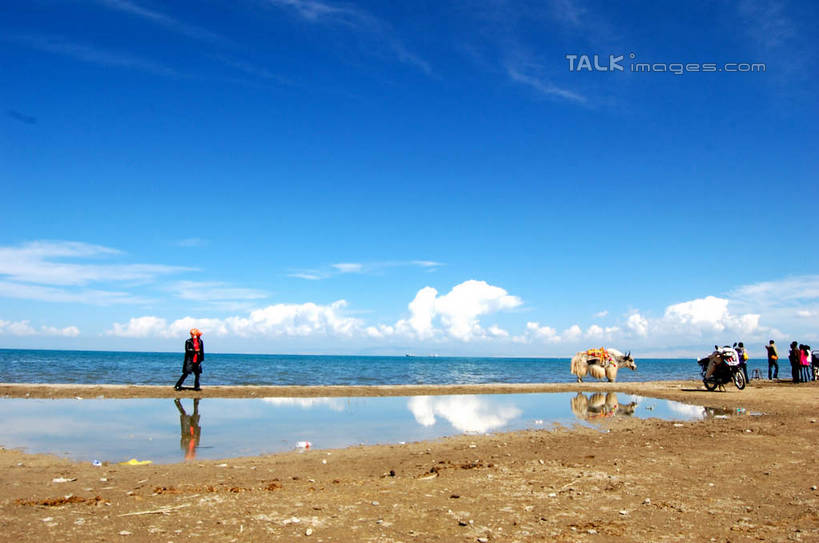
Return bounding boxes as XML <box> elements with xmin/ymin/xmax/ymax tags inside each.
<box><xmin>733</xmin><ymin>371</ymin><xmax>746</xmax><ymax>390</ymax></box>
<box><xmin>704</xmin><ymin>379</ymin><xmax>718</xmax><ymax>391</ymax></box>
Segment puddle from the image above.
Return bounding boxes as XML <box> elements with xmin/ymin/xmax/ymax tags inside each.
<box><xmin>0</xmin><ymin>392</ymin><xmax>741</xmax><ymax>464</ymax></box>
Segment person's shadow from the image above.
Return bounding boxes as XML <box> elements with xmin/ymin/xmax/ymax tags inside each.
<box><xmin>174</xmin><ymin>398</ymin><xmax>201</xmax><ymax>460</ymax></box>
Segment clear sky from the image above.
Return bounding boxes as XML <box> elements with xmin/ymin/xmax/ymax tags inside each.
<box><xmin>1</xmin><ymin>0</ymin><xmax>818</xmax><ymax>356</ymax></box>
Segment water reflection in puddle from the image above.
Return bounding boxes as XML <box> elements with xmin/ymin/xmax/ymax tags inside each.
<box><xmin>0</xmin><ymin>392</ymin><xmax>736</xmax><ymax>464</ymax></box>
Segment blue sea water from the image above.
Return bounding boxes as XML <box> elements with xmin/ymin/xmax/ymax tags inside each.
<box><xmin>0</xmin><ymin>349</ymin><xmax>773</xmax><ymax>385</ymax></box>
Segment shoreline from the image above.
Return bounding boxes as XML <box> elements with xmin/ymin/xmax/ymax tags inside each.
<box><xmin>2</xmin><ymin>379</ymin><xmax>817</xmax><ymax>541</ymax></box>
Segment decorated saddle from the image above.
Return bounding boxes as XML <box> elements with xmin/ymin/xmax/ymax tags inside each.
<box><xmin>585</xmin><ymin>347</ymin><xmax>614</xmax><ymax>368</ymax></box>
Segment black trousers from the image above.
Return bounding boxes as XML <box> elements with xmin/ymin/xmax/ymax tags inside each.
<box><xmin>175</xmin><ymin>371</ymin><xmax>200</xmax><ymax>389</ymax></box>
<box><xmin>768</xmin><ymin>359</ymin><xmax>778</xmax><ymax>379</ymax></box>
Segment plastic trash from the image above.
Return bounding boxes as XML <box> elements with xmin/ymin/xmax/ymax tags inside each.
<box><xmin>92</xmin><ymin>460</ymin><xmax>102</xmax><ymax>467</ymax></box>
<box><xmin>118</xmin><ymin>458</ymin><xmax>153</xmax><ymax>466</ymax></box>
<box><xmin>296</xmin><ymin>441</ymin><xmax>312</xmax><ymax>449</ymax></box>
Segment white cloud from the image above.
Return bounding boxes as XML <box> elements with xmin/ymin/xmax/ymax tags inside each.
<box><xmin>626</xmin><ymin>313</ymin><xmax>649</xmax><ymax>337</ymax></box>
<box><xmin>170</xmin><ymin>281</ymin><xmax>268</xmax><ymax>302</ymax></box>
<box><xmin>109</xmin><ymin>301</ymin><xmax>362</xmax><ymax>339</ymax></box>
<box><xmin>0</xmin><ymin>281</ymin><xmax>147</xmax><ymax>305</ymax></box>
<box><xmin>175</xmin><ymin>238</ymin><xmax>208</xmax><ymax>247</ymax></box>
<box><xmin>506</xmin><ymin>66</ymin><xmax>586</xmax><ymax>103</ymax></box>
<box><xmin>266</xmin><ymin>0</ymin><xmax>431</xmax><ymax>74</ymax></box>
<box><xmin>594</xmin><ymin>310</ymin><xmax>609</xmax><ymax>318</ymax></box>
<box><xmin>41</xmin><ymin>325</ymin><xmax>81</xmax><ymax>337</ymax></box>
<box><xmin>0</xmin><ymin>240</ymin><xmax>189</xmax><ymax>286</ymax></box>
<box><xmin>407</xmin><ymin>395</ymin><xmax>521</xmax><ymax>433</ymax></box>
<box><xmin>396</xmin><ymin>280</ymin><xmax>522</xmax><ymax>341</ymax></box>
<box><xmin>662</xmin><ymin>296</ymin><xmax>760</xmax><ymax>336</ymax></box>
<box><xmin>332</xmin><ymin>262</ymin><xmax>364</xmax><ymax>273</ymax></box>
<box><xmin>562</xmin><ymin>324</ymin><xmax>583</xmax><ymax>342</ymax></box>
<box><xmin>0</xmin><ymin>320</ymin><xmax>79</xmax><ymax>337</ymax></box>
<box><xmin>797</xmin><ymin>310</ymin><xmax>815</xmax><ymax>318</ymax></box>
<box><xmin>11</xmin><ymin>34</ymin><xmax>177</xmax><ymax>76</ymax></box>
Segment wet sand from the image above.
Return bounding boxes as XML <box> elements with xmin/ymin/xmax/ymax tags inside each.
<box><xmin>1</xmin><ymin>379</ymin><xmax>817</xmax><ymax>542</ymax></box>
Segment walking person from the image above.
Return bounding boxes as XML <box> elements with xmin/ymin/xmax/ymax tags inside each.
<box><xmin>789</xmin><ymin>341</ymin><xmax>801</xmax><ymax>383</ymax></box>
<box><xmin>765</xmin><ymin>340</ymin><xmax>779</xmax><ymax>380</ymax></box>
<box><xmin>174</xmin><ymin>328</ymin><xmax>204</xmax><ymax>391</ymax></box>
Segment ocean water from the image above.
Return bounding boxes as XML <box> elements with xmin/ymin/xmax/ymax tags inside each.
<box><xmin>0</xmin><ymin>349</ymin><xmax>773</xmax><ymax>385</ymax></box>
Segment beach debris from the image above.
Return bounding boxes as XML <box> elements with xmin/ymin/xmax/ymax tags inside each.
<box><xmin>283</xmin><ymin>517</ymin><xmax>301</xmax><ymax>525</ymax></box>
<box><xmin>477</xmin><ymin>537</ymin><xmax>489</xmax><ymax>543</ymax></box>
<box><xmin>41</xmin><ymin>517</ymin><xmax>54</xmax><ymax>522</ymax></box>
<box><xmin>119</xmin><ymin>530</ymin><xmax>132</xmax><ymax>535</ymax></box>
<box><xmin>322</xmin><ymin>459</ymin><xmax>327</xmax><ymax>464</ymax></box>
<box><xmin>305</xmin><ymin>528</ymin><xmax>313</xmax><ymax>536</ymax></box>
<box><xmin>92</xmin><ymin>460</ymin><xmax>102</xmax><ymax>467</ymax></box>
<box><xmin>811</xmin><ymin>486</ymin><xmax>817</xmax><ymax>491</ymax></box>
<box><xmin>619</xmin><ymin>510</ymin><xmax>628</xmax><ymax>516</ymax></box>
<box><xmin>534</xmin><ymin>419</ymin><xmax>544</xmax><ymax>425</ymax></box>
<box><xmin>119</xmin><ymin>459</ymin><xmax>152</xmax><ymax>466</ymax></box>
<box><xmin>418</xmin><ymin>472</ymin><xmax>438</xmax><ymax>480</ymax></box>
<box><xmin>297</xmin><ymin>441</ymin><xmax>312</xmax><ymax>449</ymax></box>
<box><xmin>216</xmin><ymin>463</ymin><xmax>228</xmax><ymax>468</ymax></box>
<box><xmin>643</xmin><ymin>498</ymin><xmax>651</xmax><ymax>505</ymax></box>
<box><xmin>119</xmin><ymin>504</ymin><xmax>191</xmax><ymax>517</ymax></box>
<box><xmin>52</xmin><ymin>477</ymin><xmax>77</xmax><ymax>483</ymax></box>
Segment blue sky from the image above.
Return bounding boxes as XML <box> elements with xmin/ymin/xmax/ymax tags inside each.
<box><xmin>1</xmin><ymin>0</ymin><xmax>818</xmax><ymax>356</ymax></box>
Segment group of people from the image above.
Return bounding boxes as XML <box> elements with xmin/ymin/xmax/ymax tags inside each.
<box><xmin>764</xmin><ymin>339</ymin><xmax>817</xmax><ymax>383</ymax></box>
<box><xmin>787</xmin><ymin>341</ymin><xmax>815</xmax><ymax>383</ymax></box>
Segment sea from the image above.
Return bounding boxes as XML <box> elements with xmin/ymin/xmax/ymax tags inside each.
<box><xmin>0</xmin><ymin>349</ymin><xmax>773</xmax><ymax>386</ymax></box>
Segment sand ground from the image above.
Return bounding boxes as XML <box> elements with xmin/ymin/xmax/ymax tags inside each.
<box><xmin>1</xmin><ymin>379</ymin><xmax>817</xmax><ymax>542</ymax></box>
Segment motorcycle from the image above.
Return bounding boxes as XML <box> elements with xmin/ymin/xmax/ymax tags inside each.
<box><xmin>698</xmin><ymin>345</ymin><xmax>746</xmax><ymax>391</ymax></box>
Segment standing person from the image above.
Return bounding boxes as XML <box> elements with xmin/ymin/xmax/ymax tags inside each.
<box><xmin>765</xmin><ymin>340</ymin><xmax>779</xmax><ymax>380</ymax></box>
<box><xmin>174</xmin><ymin>328</ymin><xmax>204</xmax><ymax>391</ymax></box>
<box><xmin>801</xmin><ymin>345</ymin><xmax>812</xmax><ymax>382</ymax></box>
<box><xmin>788</xmin><ymin>341</ymin><xmax>801</xmax><ymax>383</ymax></box>
<box><xmin>736</xmin><ymin>342</ymin><xmax>749</xmax><ymax>383</ymax></box>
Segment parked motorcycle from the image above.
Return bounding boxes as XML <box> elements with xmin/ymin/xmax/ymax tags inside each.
<box><xmin>698</xmin><ymin>345</ymin><xmax>746</xmax><ymax>391</ymax></box>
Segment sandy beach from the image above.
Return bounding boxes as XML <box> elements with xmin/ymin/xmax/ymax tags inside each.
<box><xmin>1</xmin><ymin>379</ymin><xmax>817</xmax><ymax>542</ymax></box>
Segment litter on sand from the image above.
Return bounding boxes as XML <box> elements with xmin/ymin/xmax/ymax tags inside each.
<box><xmin>119</xmin><ymin>458</ymin><xmax>153</xmax><ymax>466</ymax></box>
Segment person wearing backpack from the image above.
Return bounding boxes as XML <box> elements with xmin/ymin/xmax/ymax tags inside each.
<box><xmin>765</xmin><ymin>340</ymin><xmax>778</xmax><ymax>380</ymax></box>
<box><xmin>736</xmin><ymin>342</ymin><xmax>749</xmax><ymax>383</ymax></box>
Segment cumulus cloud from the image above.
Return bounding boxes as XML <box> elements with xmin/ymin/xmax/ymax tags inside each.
<box><xmin>396</xmin><ymin>280</ymin><xmax>522</xmax><ymax>341</ymax></box>
<box><xmin>0</xmin><ymin>319</ymin><xmax>79</xmax><ymax>337</ymax></box>
<box><xmin>108</xmin><ymin>301</ymin><xmax>362</xmax><ymax>339</ymax></box>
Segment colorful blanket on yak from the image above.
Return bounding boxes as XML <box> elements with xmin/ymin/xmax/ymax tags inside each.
<box><xmin>585</xmin><ymin>348</ymin><xmax>614</xmax><ymax>367</ymax></box>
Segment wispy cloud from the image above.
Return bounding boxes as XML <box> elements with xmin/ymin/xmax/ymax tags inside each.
<box><xmin>332</xmin><ymin>262</ymin><xmax>364</xmax><ymax>273</ymax></box>
<box><xmin>737</xmin><ymin>0</ymin><xmax>797</xmax><ymax>50</ymax></box>
<box><xmin>0</xmin><ymin>240</ymin><xmax>190</xmax><ymax>287</ymax></box>
<box><xmin>506</xmin><ymin>65</ymin><xmax>586</xmax><ymax>103</ymax></box>
<box><xmin>175</xmin><ymin>238</ymin><xmax>208</xmax><ymax>248</ymax></box>
<box><xmin>265</xmin><ymin>0</ymin><xmax>431</xmax><ymax>74</ymax></box>
<box><xmin>6</xmin><ymin>110</ymin><xmax>37</xmax><ymax>125</ymax></box>
<box><xmin>290</xmin><ymin>260</ymin><xmax>444</xmax><ymax>280</ymax></box>
<box><xmin>0</xmin><ymin>281</ymin><xmax>149</xmax><ymax>305</ymax></box>
<box><xmin>91</xmin><ymin>0</ymin><xmax>226</xmax><ymax>43</ymax></box>
<box><xmin>9</xmin><ymin>34</ymin><xmax>177</xmax><ymax>76</ymax></box>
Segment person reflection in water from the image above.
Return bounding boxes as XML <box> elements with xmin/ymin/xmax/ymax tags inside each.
<box><xmin>174</xmin><ymin>398</ymin><xmax>201</xmax><ymax>460</ymax></box>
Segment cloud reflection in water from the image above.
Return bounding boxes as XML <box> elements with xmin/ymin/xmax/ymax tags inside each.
<box><xmin>407</xmin><ymin>395</ymin><xmax>522</xmax><ymax>433</ymax></box>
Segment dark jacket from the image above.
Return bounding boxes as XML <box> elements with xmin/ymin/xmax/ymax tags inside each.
<box><xmin>182</xmin><ymin>338</ymin><xmax>204</xmax><ymax>374</ymax></box>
